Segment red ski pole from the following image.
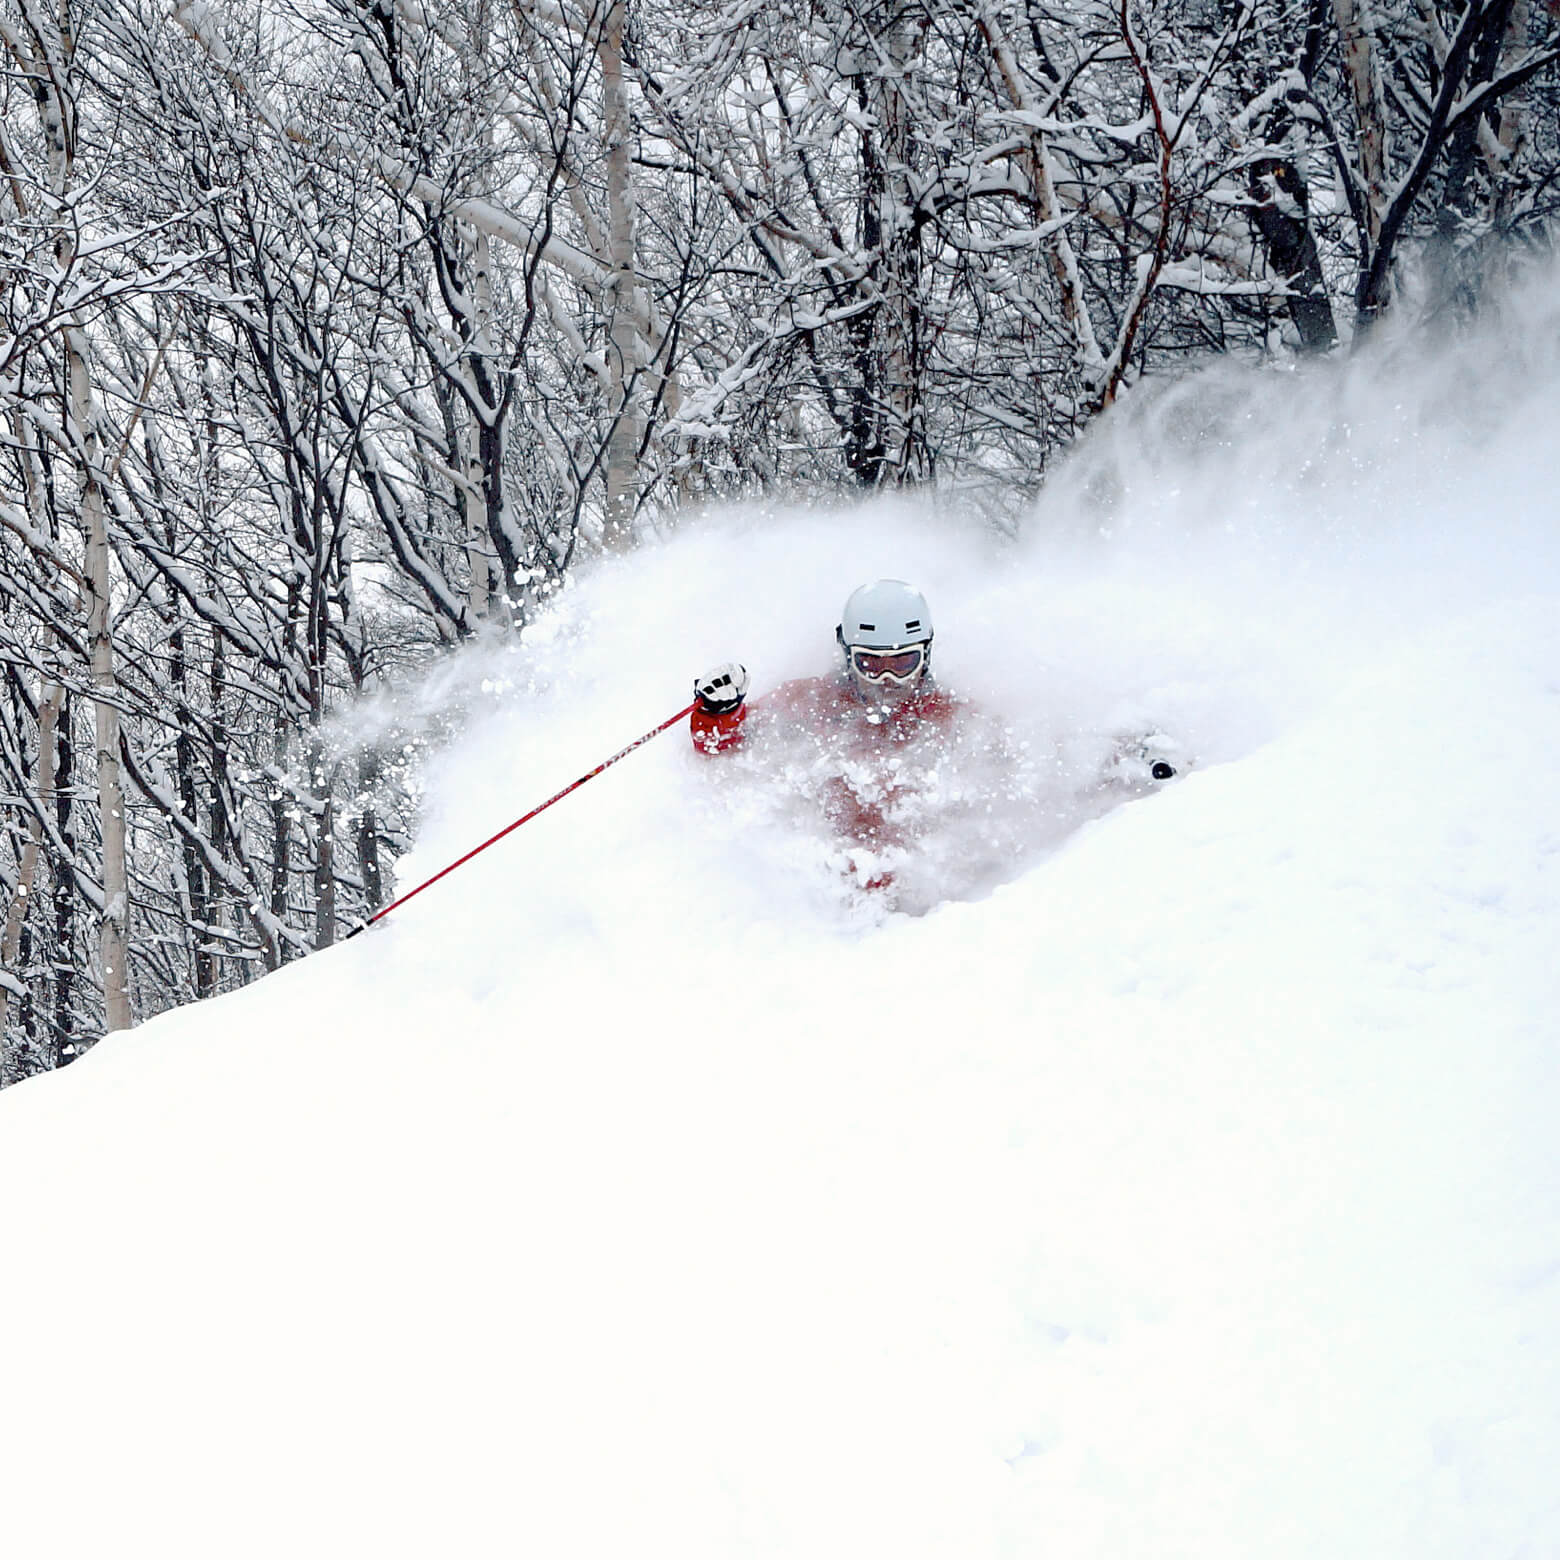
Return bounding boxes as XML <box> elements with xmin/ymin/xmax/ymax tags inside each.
<box><xmin>345</xmin><ymin>700</ymin><xmax>698</xmax><ymax>938</ymax></box>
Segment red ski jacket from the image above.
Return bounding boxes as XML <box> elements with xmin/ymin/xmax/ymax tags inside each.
<box><xmin>691</xmin><ymin>674</ymin><xmax>961</xmax><ymax>754</ymax></box>
<box><xmin>691</xmin><ymin>675</ymin><xmax>965</xmax><ymax>847</ymax></box>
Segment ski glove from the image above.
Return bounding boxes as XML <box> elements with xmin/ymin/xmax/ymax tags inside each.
<box><xmin>694</xmin><ymin>662</ymin><xmax>749</xmax><ymax>714</ymax></box>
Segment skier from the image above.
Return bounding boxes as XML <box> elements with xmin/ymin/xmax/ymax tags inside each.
<box><xmin>690</xmin><ymin>580</ymin><xmax>1176</xmax><ymax>887</ymax></box>
<box><xmin>692</xmin><ymin>578</ymin><xmax>948</xmax><ymax>753</ymax></box>
<box><xmin>689</xmin><ymin>579</ymin><xmax>981</xmax><ymax>866</ymax></box>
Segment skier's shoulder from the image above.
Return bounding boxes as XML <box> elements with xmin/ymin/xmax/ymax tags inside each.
<box><xmin>759</xmin><ymin>674</ymin><xmax>852</xmax><ymax>718</ymax></box>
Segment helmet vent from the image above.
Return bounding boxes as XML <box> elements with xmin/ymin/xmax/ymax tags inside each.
<box><xmin>906</xmin><ymin>620</ymin><xmax>921</xmax><ymax>630</ymax></box>
<box><xmin>859</xmin><ymin>622</ymin><xmax>875</xmax><ymax>632</ymax></box>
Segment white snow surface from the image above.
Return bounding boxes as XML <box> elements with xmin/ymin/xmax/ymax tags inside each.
<box><xmin>5</xmin><ymin>281</ymin><xmax>1560</xmax><ymax>1559</ymax></box>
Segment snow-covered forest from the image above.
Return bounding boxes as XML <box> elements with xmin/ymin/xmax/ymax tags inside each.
<box><xmin>2</xmin><ymin>0</ymin><xmax>1558</xmax><ymax>1076</ymax></box>
<box><xmin>2</xmin><ymin>259</ymin><xmax>1557</xmax><ymax>1559</ymax></box>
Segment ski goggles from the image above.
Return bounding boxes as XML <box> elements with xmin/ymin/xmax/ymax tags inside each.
<box><xmin>848</xmin><ymin>644</ymin><xmax>926</xmax><ymax>682</ymax></box>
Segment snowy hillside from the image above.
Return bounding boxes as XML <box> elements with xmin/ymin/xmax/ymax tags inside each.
<box><xmin>2</xmin><ymin>286</ymin><xmax>1558</xmax><ymax>1560</ymax></box>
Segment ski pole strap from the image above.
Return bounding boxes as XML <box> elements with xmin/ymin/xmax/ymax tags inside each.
<box><xmin>350</xmin><ymin>700</ymin><xmax>698</xmax><ymax>935</ymax></box>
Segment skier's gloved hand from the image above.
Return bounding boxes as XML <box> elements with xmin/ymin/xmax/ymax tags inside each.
<box><xmin>694</xmin><ymin>662</ymin><xmax>749</xmax><ymax>715</ymax></box>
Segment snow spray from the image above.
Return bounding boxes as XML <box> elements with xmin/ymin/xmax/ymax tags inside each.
<box><xmin>346</xmin><ymin>702</ymin><xmax>698</xmax><ymax>937</ymax></box>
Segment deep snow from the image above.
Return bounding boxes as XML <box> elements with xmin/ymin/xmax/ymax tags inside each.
<box><xmin>2</xmin><ymin>275</ymin><xmax>1558</xmax><ymax>1559</ymax></box>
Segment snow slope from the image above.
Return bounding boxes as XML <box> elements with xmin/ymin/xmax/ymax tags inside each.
<box><xmin>3</xmin><ymin>281</ymin><xmax>1558</xmax><ymax>1559</ymax></box>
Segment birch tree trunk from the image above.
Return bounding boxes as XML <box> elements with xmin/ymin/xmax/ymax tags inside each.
<box><xmin>1333</xmin><ymin>0</ymin><xmax>1389</xmax><ymax>239</ymax></box>
<box><xmin>53</xmin><ymin>701</ymin><xmax>78</xmax><ymax>1061</ymax></box>
<box><xmin>461</xmin><ymin>21</ymin><xmax>499</xmax><ymax>622</ymax></box>
<box><xmin>1333</xmin><ymin>0</ymin><xmax>1391</xmax><ymax>319</ymax></box>
<box><xmin>1491</xmin><ymin>0</ymin><xmax>1533</xmax><ymax>183</ymax></box>
<box><xmin>1</xmin><ymin>392</ymin><xmax>64</xmax><ymax>1049</ymax></box>
<box><xmin>312</xmin><ymin>737</ymin><xmax>337</xmax><ymax>950</ymax></box>
<box><xmin>875</xmin><ymin>12</ymin><xmax>929</xmax><ymax>481</ymax></box>
<box><xmin>601</xmin><ymin>0</ymin><xmax>643</xmax><ymax>546</ymax></box>
<box><xmin>26</xmin><ymin>0</ymin><xmax>135</xmax><ymax>1034</ymax></box>
<box><xmin>462</xmin><ymin>350</ymin><xmax>496</xmax><ymax>621</ymax></box>
<box><xmin>69</xmin><ymin>327</ymin><xmax>133</xmax><ymax>1033</ymax></box>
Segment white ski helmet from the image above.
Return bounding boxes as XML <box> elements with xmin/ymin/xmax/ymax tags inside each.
<box><xmin>837</xmin><ymin>579</ymin><xmax>933</xmax><ymax>651</ymax></box>
<box><xmin>837</xmin><ymin>579</ymin><xmax>934</xmax><ymax>695</ymax></box>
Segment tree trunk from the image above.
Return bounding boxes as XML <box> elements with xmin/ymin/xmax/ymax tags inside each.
<box><xmin>1248</xmin><ymin>158</ymin><xmax>1338</xmax><ymax>352</ymax></box>
<box><xmin>0</xmin><ymin>686</ymin><xmax>62</xmax><ymax>1048</ymax></box>
<box><xmin>1333</xmin><ymin>0</ymin><xmax>1389</xmax><ymax>243</ymax></box>
<box><xmin>269</xmin><ymin>713</ymin><xmax>291</xmax><ymax>971</ymax></box>
<box><xmin>208</xmin><ymin>625</ymin><xmax>234</xmax><ymax>987</ymax></box>
<box><xmin>1332</xmin><ymin>0</ymin><xmax>1391</xmax><ymax>321</ymax></box>
<box><xmin>22</xmin><ymin>5</ymin><xmax>133</xmax><ymax>1039</ymax></box>
<box><xmin>171</xmin><ymin>625</ymin><xmax>214</xmax><ymax>999</ymax></box>
<box><xmin>53</xmin><ymin>699</ymin><xmax>77</xmax><ymax>1065</ymax></box>
<box><xmin>601</xmin><ymin>0</ymin><xmax>643</xmax><ymax>544</ymax></box>
<box><xmin>355</xmin><ymin>747</ymin><xmax>385</xmax><ymax>911</ymax></box>
<box><xmin>68</xmin><ymin>325</ymin><xmax>133</xmax><ymax>1035</ymax></box>
<box><xmin>1491</xmin><ymin>0</ymin><xmax>1533</xmax><ymax>192</ymax></box>
<box><xmin>312</xmin><ymin>737</ymin><xmax>337</xmax><ymax>950</ymax></box>
<box><xmin>846</xmin><ymin>9</ymin><xmax>931</xmax><ymax>485</ymax></box>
